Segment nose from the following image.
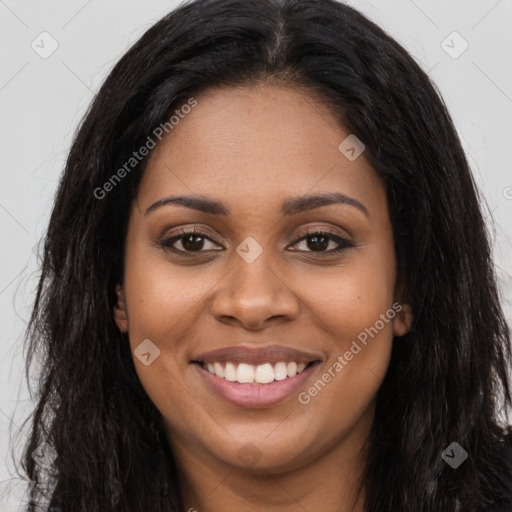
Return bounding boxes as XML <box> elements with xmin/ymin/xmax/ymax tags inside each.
<box><xmin>210</xmin><ymin>251</ymin><xmax>300</xmax><ymax>330</ymax></box>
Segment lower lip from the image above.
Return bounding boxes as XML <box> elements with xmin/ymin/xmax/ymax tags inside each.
<box><xmin>194</xmin><ymin>362</ymin><xmax>320</xmax><ymax>408</ymax></box>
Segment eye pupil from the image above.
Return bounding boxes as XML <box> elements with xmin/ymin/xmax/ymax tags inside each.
<box><xmin>182</xmin><ymin>234</ymin><xmax>204</xmax><ymax>251</ymax></box>
<box><xmin>307</xmin><ymin>235</ymin><xmax>329</xmax><ymax>251</ymax></box>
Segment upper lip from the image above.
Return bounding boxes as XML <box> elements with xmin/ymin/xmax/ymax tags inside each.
<box><xmin>192</xmin><ymin>344</ymin><xmax>323</xmax><ymax>365</ymax></box>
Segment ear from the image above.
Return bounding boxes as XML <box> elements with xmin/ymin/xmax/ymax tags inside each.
<box><xmin>393</xmin><ymin>303</ymin><xmax>413</xmax><ymax>337</ymax></box>
<box><xmin>113</xmin><ymin>284</ymin><xmax>128</xmax><ymax>333</ymax></box>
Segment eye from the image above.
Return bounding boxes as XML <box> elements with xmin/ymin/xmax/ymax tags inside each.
<box><xmin>288</xmin><ymin>228</ymin><xmax>353</xmax><ymax>256</ymax></box>
<box><xmin>158</xmin><ymin>227</ymin><xmax>223</xmax><ymax>255</ymax></box>
<box><xmin>158</xmin><ymin>226</ymin><xmax>353</xmax><ymax>257</ymax></box>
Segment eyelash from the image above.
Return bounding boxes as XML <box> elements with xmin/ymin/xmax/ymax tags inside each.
<box><xmin>157</xmin><ymin>226</ymin><xmax>353</xmax><ymax>257</ymax></box>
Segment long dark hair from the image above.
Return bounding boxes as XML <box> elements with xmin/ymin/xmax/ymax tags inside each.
<box><xmin>21</xmin><ymin>0</ymin><xmax>512</xmax><ymax>510</ymax></box>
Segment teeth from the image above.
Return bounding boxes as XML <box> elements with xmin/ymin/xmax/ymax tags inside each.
<box><xmin>255</xmin><ymin>363</ymin><xmax>274</xmax><ymax>384</ymax></box>
<box><xmin>274</xmin><ymin>362</ymin><xmax>288</xmax><ymax>381</ymax></box>
<box><xmin>214</xmin><ymin>362</ymin><xmax>225</xmax><ymax>378</ymax></box>
<box><xmin>224</xmin><ymin>362</ymin><xmax>237</xmax><ymax>381</ymax></box>
<box><xmin>286</xmin><ymin>362</ymin><xmax>298</xmax><ymax>378</ymax></box>
<box><xmin>236</xmin><ymin>363</ymin><xmax>255</xmax><ymax>383</ymax></box>
<box><xmin>202</xmin><ymin>361</ymin><xmax>311</xmax><ymax>384</ymax></box>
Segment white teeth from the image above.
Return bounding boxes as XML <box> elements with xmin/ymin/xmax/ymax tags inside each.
<box><xmin>214</xmin><ymin>362</ymin><xmax>225</xmax><ymax>378</ymax></box>
<box><xmin>236</xmin><ymin>363</ymin><xmax>255</xmax><ymax>383</ymax></box>
<box><xmin>274</xmin><ymin>362</ymin><xmax>288</xmax><ymax>381</ymax></box>
<box><xmin>203</xmin><ymin>360</ymin><xmax>311</xmax><ymax>384</ymax></box>
<box><xmin>286</xmin><ymin>362</ymin><xmax>298</xmax><ymax>378</ymax></box>
<box><xmin>255</xmin><ymin>363</ymin><xmax>274</xmax><ymax>384</ymax></box>
<box><xmin>224</xmin><ymin>362</ymin><xmax>237</xmax><ymax>381</ymax></box>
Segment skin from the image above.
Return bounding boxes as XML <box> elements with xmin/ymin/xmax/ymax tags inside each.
<box><xmin>114</xmin><ymin>83</ymin><xmax>413</xmax><ymax>512</ymax></box>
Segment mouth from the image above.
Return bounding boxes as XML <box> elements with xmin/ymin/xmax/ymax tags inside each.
<box><xmin>197</xmin><ymin>360</ymin><xmax>315</xmax><ymax>384</ymax></box>
<box><xmin>191</xmin><ymin>345</ymin><xmax>323</xmax><ymax>408</ymax></box>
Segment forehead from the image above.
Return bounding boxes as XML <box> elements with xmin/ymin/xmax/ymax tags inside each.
<box><xmin>137</xmin><ymin>84</ymin><xmax>386</xmax><ymax>217</ymax></box>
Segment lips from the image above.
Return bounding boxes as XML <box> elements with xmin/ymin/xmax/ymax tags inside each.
<box><xmin>191</xmin><ymin>344</ymin><xmax>323</xmax><ymax>407</ymax></box>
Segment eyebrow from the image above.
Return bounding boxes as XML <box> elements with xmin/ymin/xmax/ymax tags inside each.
<box><xmin>144</xmin><ymin>192</ymin><xmax>369</xmax><ymax>218</ymax></box>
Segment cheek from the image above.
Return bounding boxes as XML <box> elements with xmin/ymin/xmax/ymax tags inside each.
<box><xmin>121</xmin><ymin>253</ymin><xmax>210</xmax><ymax>418</ymax></box>
<box><xmin>296</xmin><ymin>255</ymin><xmax>396</xmax><ymax>347</ymax></box>
<box><xmin>122</xmin><ymin>248</ymin><xmax>220</xmax><ymax>403</ymax></box>
<box><xmin>295</xmin><ymin>277</ymin><xmax>395</xmax><ymax>445</ymax></box>
<box><xmin>123</xmin><ymin>249</ymin><xmax>216</xmax><ymax>343</ymax></box>
<box><xmin>294</xmin><ymin>331</ymin><xmax>392</xmax><ymax>461</ymax></box>
<box><xmin>293</xmin><ymin>251</ymin><xmax>396</xmax><ymax>405</ymax></box>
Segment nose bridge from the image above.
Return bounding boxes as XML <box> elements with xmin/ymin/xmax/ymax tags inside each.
<box><xmin>211</xmin><ymin>237</ymin><xmax>299</xmax><ymax>328</ymax></box>
<box><xmin>232</xmin><ymin>247</ymin><xmax>279</xmax><ymax>300</ymax></box>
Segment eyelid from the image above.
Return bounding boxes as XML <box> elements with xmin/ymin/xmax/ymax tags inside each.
<box><xmin>160</xmin><ymin>225</ymin><xmax>220</xmax><ymax>242</ymax></box>
<box><xmin>291</xmin><ymin>225</ymin><xmax>352</xmax><ymax>243</ymax></box>
<box><xmin>159</xmin><ymin>225</ymin><xmax>223</xmax><ymax>251</ymax></box>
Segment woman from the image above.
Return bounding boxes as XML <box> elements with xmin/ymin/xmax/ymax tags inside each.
<box><xmin>22</xmin><ymin>0</ymin><xmax>512</xmax><ymax>510</ymax></box>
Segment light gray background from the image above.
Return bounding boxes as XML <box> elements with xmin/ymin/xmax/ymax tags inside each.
<box><xmin>1</xmin><ymin>1</ymin><xmax>511</xmax><ymax>510</ymax></box>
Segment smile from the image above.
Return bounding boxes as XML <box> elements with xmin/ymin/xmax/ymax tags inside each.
<box><xmin>192</xmin><ymin>344</ymin><xmax>323</xmax><ymax>407</ymax></box>
<box><xmin>200</xmin><ymin>361</ymin><xmax>312</xmax><ymax>384</ymax></box>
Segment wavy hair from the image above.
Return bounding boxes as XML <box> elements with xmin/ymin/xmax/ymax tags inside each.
<box><xmin>21</xmin><ymin>0</ymin><xmax>512</xmax><ymax>510</ymax></box>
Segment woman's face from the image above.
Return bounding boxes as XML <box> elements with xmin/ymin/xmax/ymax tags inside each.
<box><xmin>114</xmin><ymin>84</ymin><xmax>411</xmax><ymax>474</ymax></box>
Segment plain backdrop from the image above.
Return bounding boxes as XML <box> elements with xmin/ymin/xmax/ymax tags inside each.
<box><xmin>1</xmin><ymin>1</ymin><xmax>511</xmax><ymax>510</ymax></box>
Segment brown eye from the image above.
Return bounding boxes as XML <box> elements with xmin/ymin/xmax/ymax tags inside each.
<box><xmin>180</xmin><ymin>233</ymin><xmax>206</xmax><ymax>251</ymax></box>
<box><xmin>290</xmin><ymin>230</ymin><xmax>353</xmax><ymax>255</ymax></box>
<box><xmin>159</xmin><ymin>228</ymin><xmax>222</xmax><ymax>254</ymax></box>
<box><xmin>304</xmin><ymin>233</ymin><xmax>330</xmax><ymax>252</ymax></box>
<box><xmin>158</xmin><ymin>227</ymin><xmax>353</xmax><ymax>257</ymax></box>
